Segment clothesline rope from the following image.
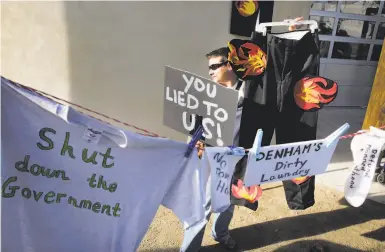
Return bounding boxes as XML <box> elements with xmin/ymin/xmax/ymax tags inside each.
<box><xmin>7</xmin><ymin>79</ymin><xmax>385</xmax><ymax>144</ymax></box>
<box><xmin>9</xmin><ymin>80</ymin><xmax>163</xmax><ymax>138</ymax></box>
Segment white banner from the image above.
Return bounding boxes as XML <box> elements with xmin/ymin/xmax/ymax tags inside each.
<box><xmin>243</xmin><ymin>125</ymin><xmax>348</xmax><ymax>186</ymax></box>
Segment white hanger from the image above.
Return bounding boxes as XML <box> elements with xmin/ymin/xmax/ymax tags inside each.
<box><xmin>255</xmin><ymin>18</ymin><xmax>319</xmax><ymax>36</ymax></box>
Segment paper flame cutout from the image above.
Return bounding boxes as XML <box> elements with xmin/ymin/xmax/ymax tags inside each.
<box><xmin>235</xmin><ymin>0</ymin><xmax>259</xmax><ymax>17</ymax></box>
<box><xmin>291</xmin><ymin>176</ymin><xmax>311</xmax><ymax>185</ymax></box>
<box><xmin>294</xmin><ymin>76</ymin><xmax>338</xmax><ymax>111</ymax></box>
<box><xmin>232</xmin><ymin>179</ymin><xmax>263</xmax><ymax>203</ymax></box>
<box><xmin>228</xmin><ymin>39</ymin><xmax>267</xmax><ymax>80</ymax></box>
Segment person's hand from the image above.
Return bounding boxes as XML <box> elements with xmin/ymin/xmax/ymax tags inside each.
<box><xmin>195</xmin><ymin>140</ymin><xmax>205</xmax><ymax>159</ymax></box>
<box><xmin>288</xmin><ymin>17</ymin><xmax>304</xmax><ymax>31</ymax></box>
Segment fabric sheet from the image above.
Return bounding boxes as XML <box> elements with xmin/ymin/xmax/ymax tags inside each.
<box><xmin>1</xmin><ymin>77</ymin><xmax>205</xmax><ymax>252</ymax></box>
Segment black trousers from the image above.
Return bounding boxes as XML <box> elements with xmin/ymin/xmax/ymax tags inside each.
<box><xmin>234</xmin><ymin>30</ymin><xmax>320</xmax><ymax>210</ymax></box>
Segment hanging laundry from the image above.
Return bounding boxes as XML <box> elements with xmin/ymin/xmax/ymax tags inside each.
<box><xmin>198</xmin><ymin>146</ymin><xmax>262</xmax><ymax>212</ymax></box>
<box><xmin>344</xmin><ymin>127</ymin><xmax>385</xmax><ymax>207</ymax></box>
<box><xmin>1</xmin><ymin>77</ymin><xmax>205</xmax><ymax>252</ymax></box>
<box><xmin>229</xmin><ymin>27</ymin><xmax>340</xmax><ymax>210</ymax></box>
<box><xmin>204</xmin><ymin>147</ymin><xmax>243</xmax><ymax>212</ymax></box>
<box><xmin>232</xmin><ymin>30</ymin><xmax>323</xmax><ymax>151</ymax></box>
<box><xmin>229</xmin><ymin>155</ymin><xmax>263</xmax><ymax>210</ymax></box>
<box><xmin>231</xmin><ymin>175</ymin><xmax>263</xmax><ymax>205</ymax></box>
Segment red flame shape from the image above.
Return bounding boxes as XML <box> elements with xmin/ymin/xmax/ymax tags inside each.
<box><xmin>235</xmin><ymin>1</ymin><xmax>259</xmax><ymax>17</ymax></box>
<box><xmin>231</xmin><ymin>179</ymin><xmax>263</xmax><ymax>203</ymax></box>
<box><xmin>228</xmin><ymin>40</ymin><xmax>267</xmax><ymax>80</ymax></box>
<box><xmin>291</xmin><ymin>176</ymin><xmax>310</xmax><ymax>185</ymax></box>
<box><xmin>294</xmin><ymin>76</ymin><xmax>338</xmax><ymax>111</ymax></box>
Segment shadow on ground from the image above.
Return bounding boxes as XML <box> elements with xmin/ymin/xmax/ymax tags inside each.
<box><xmin>140</xmin><ymin>198</ymin><xmax>384</xmax><ymax>252</ymax></box>
<box><xmin>362</xmin><ymin>226</ymin><xmax>385</xmax><ymax>242</ymax></box>
<box><xmin>270</xmin><ymin>239</ymin><xmax>370</xmax><ymax>252</ymax></box>
<box><xmin>139</xmin><ymin>239</ymin><xmax>372</xmax><ymax>252</ymax></box>
<box><xmin>200</xmin><ymin>199</ymin><xmax>385</xmax><ymax>251</ymax></box>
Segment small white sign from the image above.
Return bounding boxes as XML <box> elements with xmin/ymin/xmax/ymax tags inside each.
<box><xmin>244</xmin><ymin>130</ymin><xmax>341</xmax><ymax>186</ymax></box>
<box><xmin>205</xmin><ymin>147</ymin><xmax>242</xmax><ymax>213</ymax></box>
<box><xmin>344</xmin><ymin>127</ymin><xmax>385</xmax><ymax>207</ymax></box>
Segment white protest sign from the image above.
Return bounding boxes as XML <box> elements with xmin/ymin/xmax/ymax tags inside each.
<box><xmin>243</xmin><ymin>125</ymin><xmax>348</xmax><ymax>186</ymax></box>
<box><xmin>163</xmin><ymin>66</ymin><xmax>238</xmax><ymax>146</ymax></box>
<box><xmin>205</xmin><ymin>147</ymin><xmax>242</xmax><ymax>213</ymax></box>
<box><xmin>344</xmin><ymin>127</ymin><xmax>385</xmax><ymax>207</ymax></box>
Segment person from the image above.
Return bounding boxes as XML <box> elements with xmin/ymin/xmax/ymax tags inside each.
<box><xmin>181</xmin><ymin>18</ymin><xmax>305</xmax><ymax>252</ymax></box>
<box><xmin>180</xmin><ymin>47</ymin><xmax>242</xmax><ymax>252</ymax></box>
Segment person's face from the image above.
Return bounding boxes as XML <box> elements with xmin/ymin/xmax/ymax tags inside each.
<box><xmin>208</xmin><ymin>56</ymin><xmax>233</xmax><ymax>85</ymax></box>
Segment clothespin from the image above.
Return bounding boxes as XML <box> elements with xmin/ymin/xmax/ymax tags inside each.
<box><xmin>324</xmin><ymin>123</ymin><xmax>350</xmax><ymax>148</ymax></box>
<box><xmin>250</xmin><ymin>129</ymin><xmax>264</xmax><ymax>157</ymax></box>
<box><xmin>184</xmin><ymin>125</ymin><xmax>204</xmax><ymax>158</ymax></box>
<box><xmin>227</xmin><ymin>146</ymin><xmax>246</xmax><ymax>156</ymax></box>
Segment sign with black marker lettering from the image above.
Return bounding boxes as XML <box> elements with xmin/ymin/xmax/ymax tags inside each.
<box><xmin>205</xmin><ymin>147</ymin><xmax>242</xmax><ymax>213</ymax></box>
<box><xmin>163</xmin><ymin>66</ymin><xmax>238</xmax><ymax>146</ymax></box>
<box><xmin>344</xmin><ymin>127</ymin><xmax>385</xmax><ymax>207</ymax></box>
<box><xmin>244</xmin><ymin>133</ymin><xmax>340</xmax><ymax>186</ymax></box>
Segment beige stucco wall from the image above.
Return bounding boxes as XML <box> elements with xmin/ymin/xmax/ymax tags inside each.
<box><xmin>272</xmin><ymin>1</ymin><xmax>313</xmax><ymax>33</ymax></box>
<box><xmin>1</xmin><ymin>1</ymin><xmax>311</xmax><ymax>141</ymax></box>
<box><xmin>273</xmin><ymin>1</ymin><xmax>313</xmax><ymax>23</ymax></box>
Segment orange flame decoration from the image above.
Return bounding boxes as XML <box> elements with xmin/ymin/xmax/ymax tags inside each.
<box><xmin>228</xmin><ymin>40</ymin><xmax>267</xmax><ymax>80</ymax></box>
<box><xmin>294</xmin><ymin>76</ymin><xmax>338</xmax><ymax>111</ymax></box>
<box><xmin>291</xmin><ymin>176</ymin><xmax>310</xmax><ymax>185</ymax></box>
<box><xmin>235</xmin><ymin>0</ymin><xmax>259</xmax><ymax>17</ymax></box>
<box><xmin>231</xmin><ymin>179</ymin><xmax>263</xmax><ymax>203</ymax></box>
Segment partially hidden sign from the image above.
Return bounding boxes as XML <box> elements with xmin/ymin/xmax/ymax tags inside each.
<box><xmin>163</xmin><ymin>66</ymin><xmax>238</xmax><ymax>146</ymax></box>
<box><xmin>243</xmin><ymin>128</ymin><xmax>343</xmax><ymax>186</ymax></box>
<box><xmin>344</xmin><ymin>127</ymin><xmax>385</xmax><ymax>207</ymax></box>
<box><xmin>205</xmin><ymin>147</ymin><xmax>243</xmax><ymax>213</ymax></box>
